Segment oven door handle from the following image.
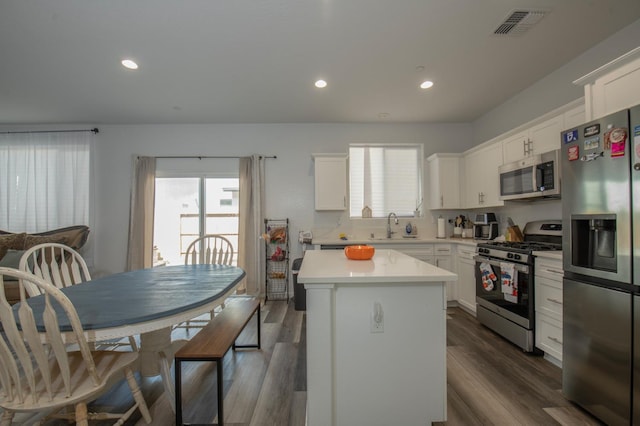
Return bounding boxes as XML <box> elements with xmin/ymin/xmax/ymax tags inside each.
<box><xmin>473</xmin><ymin>255</ymin><xmax>529</xmax><ymax>274</ymax></box>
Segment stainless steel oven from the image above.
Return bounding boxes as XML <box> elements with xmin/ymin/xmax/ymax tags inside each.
<box><xmin>475</xmin><ymin>248</ymin><xmax>535</xmax><ymax>351</ymax></box>
<box><xmin>474</xmin><ymin>220</ymin><xmax>562</xmax><ymax>352</ymax></box>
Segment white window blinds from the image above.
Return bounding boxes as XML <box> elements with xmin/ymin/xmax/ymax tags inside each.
<box><xmin>349</xmin><ymin>144</ymin><xmax>422</xmax><ymax>218</ymax></box>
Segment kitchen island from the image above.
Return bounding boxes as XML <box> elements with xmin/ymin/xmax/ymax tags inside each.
<box><xmin>298</xmin><ymin>249</ymin><xmax>457</xmax><ymax>426</ymax></box>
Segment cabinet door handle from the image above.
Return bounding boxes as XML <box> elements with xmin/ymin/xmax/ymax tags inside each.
<box><xmin>546</xmin><ymin>297</ymin><xmax>562</xmax><ymax>305</ymax></box>
<box><xmin>436</xmin><ymin>259</ymin><xmax>440</xmax><ymax>267</ymax></box>
<box><xmin>523</xmin><ymin>139</ymin><xmax>527</xmax><ymax>156</ymax></box>
<box><xmin>440</xmin><ymin>195</ymin><xmax>444</xmax><ymax>208</ymax></box>
<box><xmin>544</xmin><ymin>268</ymin><xmax>564</xmax><ymax>275</ymax></box>
<box><xmin>548</xmin><ymin>336</ymin><xmax>563</xmax><ymax>344</ymax></box>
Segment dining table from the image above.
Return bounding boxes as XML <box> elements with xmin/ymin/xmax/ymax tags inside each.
<box><xmin>13</xmin><ymin>263</ymin><xmax>246</xmax><ymax>411</ymax></box>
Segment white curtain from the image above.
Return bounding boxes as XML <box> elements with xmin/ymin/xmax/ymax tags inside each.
<box><xmin>127</xmin><ymin>156</ymin><xmax>156</xmax><ymax>271</ymax></box>
<box><xmin>238</xmin><ymin>155</ymin><xmax>264</xmax><ymax>296</ymax></box>
<box><xmin>0</xmin><ymin>131</ymin><xmax>92</xmax><ymax>232</ymax></box>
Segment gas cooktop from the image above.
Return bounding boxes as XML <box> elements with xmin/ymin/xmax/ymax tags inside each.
<box><xmin>479</xmin><ymin>241</ymin><xmax>562</xmax><ymax>252</ymax></box>
<box><xmin>476</xmin><ymin>220</ymin><xmax>562</xmax><ymax>263</ymax></box>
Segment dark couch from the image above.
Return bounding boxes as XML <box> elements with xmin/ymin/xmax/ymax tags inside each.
<box><xmin>0</xmin><ymin>225</ymin><xmax>90</xmax><ymax>304</ymax></box>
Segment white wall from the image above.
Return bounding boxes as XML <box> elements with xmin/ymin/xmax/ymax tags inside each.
<box><xmin>6</xmin><ymin>19</ymin><xmax>638</xmax><ymax>277</ymax></box>
<box><xmin>473</xmin><ymin>19</ymin><xmax>640</xmax><ymax>144</ymax></box>
<box><xmin>93</xmin><ymin>122</ymin><xmax>473</xmax><ymax>275</ymax></box>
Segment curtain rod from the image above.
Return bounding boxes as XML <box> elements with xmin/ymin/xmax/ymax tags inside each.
<box><xmin>149</xmin><ymin>155</ymin><xmax>277</xmax><ymax>159</ymax></box>
<box><xmin>0</xmin><ymin>128</ymin><xmax>99</xmax><ymax>135</ymax></box>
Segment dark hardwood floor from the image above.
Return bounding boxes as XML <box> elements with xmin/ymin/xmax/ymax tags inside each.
<box><xmin>35</xmin><ymin>300</ymin><xmax>603</xmax><ymax>425</ymax></box>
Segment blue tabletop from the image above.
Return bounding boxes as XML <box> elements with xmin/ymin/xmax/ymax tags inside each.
<box><xmin>16</xmin><ymin>264</ymin><xmax>245</xmax><ymax>332</ymax></box>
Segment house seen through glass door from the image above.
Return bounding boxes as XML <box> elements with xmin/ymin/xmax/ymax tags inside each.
<box><xmin>153</xmin><ymin>177</ymin><xmax>239</xmax><ymax>266</ymax></box>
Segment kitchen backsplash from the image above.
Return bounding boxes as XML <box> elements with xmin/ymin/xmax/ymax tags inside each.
<box><xmin>426</xmin><ymin>199</ymin><xmax>562</xmax><ymax>238</ymax></box>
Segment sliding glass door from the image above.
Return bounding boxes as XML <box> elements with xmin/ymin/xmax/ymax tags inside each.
<box><xmin>153</xmin><ymin>177</ymin><xmax>239</xmax><ymax>266</ymax></box>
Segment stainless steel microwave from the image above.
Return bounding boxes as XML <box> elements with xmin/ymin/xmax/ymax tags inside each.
<box><xmin>499</xmin><ymin>150</ymin><xmax>560</xmax><ymax>201</ymax></box>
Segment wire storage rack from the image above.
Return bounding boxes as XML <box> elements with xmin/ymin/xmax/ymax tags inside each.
<box><xmin>264</xmin><ymin>218</ymin><xmax>289</xmax><ymax>301</ymax></box>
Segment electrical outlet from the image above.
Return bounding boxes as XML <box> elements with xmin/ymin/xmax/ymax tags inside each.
<box><xmin>370</xmin><ymin>302</ymin><xmax>384</xmax><ymax>333</ymax></box>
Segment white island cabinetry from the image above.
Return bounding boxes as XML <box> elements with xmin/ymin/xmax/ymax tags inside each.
<box><xmin>298</xmin><ymin>249</ymin><xmax>456</xmax><ymax>426</ymax></box>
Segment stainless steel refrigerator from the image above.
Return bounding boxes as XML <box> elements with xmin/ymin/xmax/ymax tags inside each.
<box><xmin>561</xmin><ymin>105</ymin><xmax>640</xmax><ymax>426</ymax></box>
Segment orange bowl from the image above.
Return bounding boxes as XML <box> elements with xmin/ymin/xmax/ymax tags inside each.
<box><xmin>344</xmin><ymin>245</ymin><xmax>375</xmax><ymax>260</ymax></box>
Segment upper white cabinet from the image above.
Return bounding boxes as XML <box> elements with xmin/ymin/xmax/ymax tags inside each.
<box><xmin>574</xmin><ymin>47</ymin><xmax>640</xmax><ymax>120</ymax></box>
<box><xmin>502</xmin><ymin>114</ymin><xmax>565</xmax><ymax>164</ymax></box>
<box><xmin>462</xmin><ymin>142</ymin><xmax>504</xmax><ymax>209</ymax></box>
<box><xmin>313</xmin><ymin>154</ymin><xmax>347</xmax><ymax>211</ymax></box>
<box><xmin>426</xmin><ymin>153</ymin><xmax>461</xmax><ymax>209</ymax></box>
<box><xmin>563</xmin><ymin>104</ymin><xmax>586</xmax><ymax>130</ymax></box>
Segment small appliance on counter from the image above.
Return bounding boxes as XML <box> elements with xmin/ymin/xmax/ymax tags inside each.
<box><xmin>473</xmin><ymin>213</ymin><xmax>499</xmax><ymax>240</ymax></box>
<box><xmin>452</xmin><ymin>215</ymin><xmax>467</xmax><ymax>237</ymax></box>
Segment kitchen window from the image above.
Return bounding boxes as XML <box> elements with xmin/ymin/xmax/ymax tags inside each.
<box><xmin>349</xmin><ymin>144</ymin><xmax>423</xmax><ymax>218</ymax></box>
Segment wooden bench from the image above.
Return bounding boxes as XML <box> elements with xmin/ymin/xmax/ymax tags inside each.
<box><xmin>174</xmin><ymin>297</ymin><xmax>261</xmax><ymax>426</ymax></box>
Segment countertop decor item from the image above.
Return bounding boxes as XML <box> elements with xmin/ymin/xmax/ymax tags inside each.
<box><xmin>344</xmin><ymin>245</ymin><xmax>375</xmax><ymax>260</ymax></box>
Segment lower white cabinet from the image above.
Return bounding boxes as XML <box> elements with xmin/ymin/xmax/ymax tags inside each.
<box><xmin>434</xmin><ymin>245</ymin><xmax>455</xmax><ymax>303</ymax></box>
<box><xmin>456</xmin><ymin>245</ymin><xmax>477</xmax><ymax>315</ymax></box>
<box><xmin>392</xmin><ymin>244</ymin><xmax>456</xmax><ymax>303</ymax></box>
<box><xmin>534</xmin><ymin>256</ymin><xmax>564</xmax><ymax>365</ymax></box>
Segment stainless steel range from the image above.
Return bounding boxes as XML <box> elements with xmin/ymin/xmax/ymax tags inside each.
<box><xmin>474</xmin><ymin>220</ymin><xmax>562</xmax><ymax>352</ymax></box>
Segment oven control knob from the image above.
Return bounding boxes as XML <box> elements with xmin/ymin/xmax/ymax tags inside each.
<box><xmin>514</xmin><ymin>254</ymin><xmax>521</xmax><ymax>260</ymax></box>
<box><xmin>507</xmin><ymin>253</ymin><xmax>514</xmax><ymax>259</ymax></box>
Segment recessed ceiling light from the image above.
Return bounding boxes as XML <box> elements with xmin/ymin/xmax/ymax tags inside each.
<box><xmin>420</xmin><ymin>80</ymin><xmax>434</xmax><ymax>89</ymax></box>
<box><xmin>314</xmin><ymin>79</ymin><xmax>327</xmax><ymax>88</ymax></box>
<box><xmin>121</xmin><ymin>59</ymin><xmax>139</xmax><ymax>70</ymax></box>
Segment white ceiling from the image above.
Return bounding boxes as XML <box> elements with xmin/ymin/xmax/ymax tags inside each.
<box><xmin>1</xmin><ymin>1</ymin><xmax>640</xmax><ymax>125</ymax></box>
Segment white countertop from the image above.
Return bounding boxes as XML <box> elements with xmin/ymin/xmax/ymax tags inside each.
<box><xmin>298</xmin><ymin>249</ymin><xmax>457</xmax><ymax>284</ymax></box>
<box><xmin>312</xmin><ymin>236</ymin><xmax>478</xmax><ymax>247</ymax></box>
<box><xmin>533</xmin><ymin>250</ymin><xmax>563</xmax><ymax>261</ymax></box>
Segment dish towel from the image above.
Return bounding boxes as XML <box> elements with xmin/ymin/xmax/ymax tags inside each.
<box><xmin>500</xmin><ymin>262</ymin><xmax>518</xmax><ymax>303</ymax></box>
<box><xmin>479</xmin><ymin>262</ymin><xmax>497</xmax><ymax>291</ymax></box>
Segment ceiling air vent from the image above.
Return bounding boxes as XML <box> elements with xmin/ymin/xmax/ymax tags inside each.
<box><xmin>494</xmin><ymin>9</ymin><xmax>548</xmax><ymax>36</ymax></box>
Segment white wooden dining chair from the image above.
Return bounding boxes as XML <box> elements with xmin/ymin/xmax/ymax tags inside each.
<box><xmin>174</xmin><ymin>235</ymin><xmax>235</xmax><ymax>333</ymax></box>
<box><xmin>184</xmin><ymin>234</ymin><xmax>235</xmax><ymax>266</ymax></box>
<box><xmin>18</xmin><ymin>243</ymin><xmax>139</xmax><ymax>351</ymax></box>
<box><xmin>0</xmin><ymin>267</ymin><xmax>152</xmax><ymax>426</ymax></box>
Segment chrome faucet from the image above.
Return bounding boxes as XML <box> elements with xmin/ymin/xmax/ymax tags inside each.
<box><xmin>386</xmin><ymin>212</ymin><xmax>398</xmax><ymax>238</ymax></box>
